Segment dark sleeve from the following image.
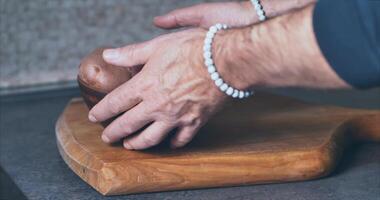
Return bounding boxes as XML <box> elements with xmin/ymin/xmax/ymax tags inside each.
<box><xmin>313</xmin><ymin>0</ymin><xmax>380</xmax><ymax>89</ymax></box>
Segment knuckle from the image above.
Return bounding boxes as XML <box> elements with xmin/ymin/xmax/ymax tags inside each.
<box><xmin>182</xmin><ymin>113</ymin><xmax>201</xmax><ymax>126</ymax></box>
<box><xmin>127</xmin><ymin>45</ymin><xmax>137</xmax><ymax>57</ymax></box>
<box><xmin>107</xmin><ymin>97</ymin><xmax>121</xmax><ymax>115</ymax></box>
<box><xmin>117</xmin><ymin>119</ymin><xmax>130</xmax><ymax>132</ymax></box>
<box><xmin>166</xmin><ymin>109</ymin><xmax>178</xmax><ymax>120</ymax></box>
<box><xmin>182</xmin><ymin>115</ymin><xmax>196</xmax><ymax>126</ymax></box>
<box><xmin>173</xmin><ymin>12</ymin><xmax>184</xmax><ymax>26</ymax></box>
<box><xmin>138</xmin><ymin>106</ymin><xmax>150</xmax><ymax>118</ymax></box>
<box><xmin>119</xmin><ymin>45</ymin><xmax>137</xmax><ymax>65</ymax></box>
<box><xmin>124</xmin><ymin>125</ymin><xmax>135</xmax><ymax>135</ymax></box>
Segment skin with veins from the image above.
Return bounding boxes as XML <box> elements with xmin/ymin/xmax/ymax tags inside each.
<box><xmin>79</xmin><ymin>0</ymin><xmax>318</xmax><ymax>94</ymax></box>
<box><xmin>86</xmin><ymin>1</ymin><xmax>348</xmax><ymax>150</ymax></box>
<box><xmin>79</xmin><ymin>0</ymin><xmax>317</xmax><ymax>110</ymax></box>
<box><xmin>79</xmin><ymin>0</ymin><xmax>318</xmax><ymax>104</ymax></box>
<box><xmin>212</xmin><ymin>5</ymin><xmax>348</xmax><ymax>89</ymax></box>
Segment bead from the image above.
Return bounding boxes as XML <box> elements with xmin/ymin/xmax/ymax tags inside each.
<box><xmin>239</xmin><ymin>91</ymin><xmax>245</xmax><ymax>99</ymax></box>
<box><xmin>210</xmin><ymin>72</ymin><xmax>219</xmax><ymax>80</ymax></box>
<box><xmin>251</xmin><ymin>0</ymin><xmax>266</xmax><ymax>22</ymax></box>
<box><xmin>232</xmin><ymin>90</ymin><xmax>239</xmax><ymax>98</ymax></box>
<box><xmin>215</xmin><ymin>78</ymin><xmax>223</xmax><ymax>87</ymax></box>
<box><xmin>205</xmin><ymin>58</ymin><xmax>213</xmax><ymax>66</ymax></box>
<box><xmin>204</xmin><ymin>38</ymin><xmax>212</xmax><ymax>45</ymax></box>
<box><xmin>203</xmin><ymin>23</ymin><xmax>254</xmax><ymax>99</ymax></box>
<box><xmin>226</xmin><ymin>87</ymin><xmax>234</xmax><ymax>96</ymax></box>
<box><xmin>254</xmin><ymin>4</ymin><xmax>261</xmax><ymax>10</ymax></box>
<box><xmin>203</xmin><ymin>44</ymin><xmax>211</xmax><ymax>51</ymax></box>
<box><xmin>220</xmin><ymin>83</ymin><xmax>228</xmax><ymax>92</ymax></box>
<box><xmin>245</xmin><ymin>91</ymin><xmax>251</xmax><ymax>97</ymax></box>
<box><xmin>206</xmin><ymin>31</ymin><xmax>215</xmax><ymax>39</ymax></box>
<box><xmin>207</xmin><ymin>65</ymin><xmax>216</xmax><ymax>73</ymax></box>
<box><xmin>209</xmin><ymin>26</ymin><xmax>217</xmax><ymax>33</ymax></box>
<box><xmin>257</xmin><ymin>9</ymin><xmax>264</xmax><ymax>16</ymax></box>
<box><xmin>215</xmin><ymin>23</ymin><xmax>222</xmax><ymax>30</ymax></box>
<box><xmin>203</xmin><ymin>51</ymin><xmax>211</xmax><ymax>59</ymax></box>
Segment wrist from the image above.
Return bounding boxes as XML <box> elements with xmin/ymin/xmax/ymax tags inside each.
<box><xmin>245</xmin><ymin>4</ymin><xmax>347</xmax><ymax>89</ymax></box>
<box><xmin>212</xmin><ymin>27</ymin><xmax>258</xmax><ymax>90</ymax></box>
<box><xmin>202</xmin><ymin>24</ymin><xmax>254</xmax><ymax>99</ymax></box>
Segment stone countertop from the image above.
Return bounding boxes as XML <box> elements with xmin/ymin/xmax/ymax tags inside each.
<box><xmin>0</xmin><ymin>87</ymin><xmax>379</xmax><ymax>200</ymax></box>
<box><xmin>0</xmin><ymin>0</ymin><xmax>220</xmax><ymax>88</ymax></box>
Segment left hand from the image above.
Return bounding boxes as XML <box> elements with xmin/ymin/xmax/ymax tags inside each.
<box><xmin>88</xmin><ymin>29</ymin><xmax>227</xmax><ymax>150</ymax></box>
<box><xmin>153</xmin><ymin>1</ymin><xmax>256</xmax><ymax>29</ymax></box>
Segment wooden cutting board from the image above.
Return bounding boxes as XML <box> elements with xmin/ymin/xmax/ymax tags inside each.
<box><xmin>56</xmin><ymin>92</ymin><xmax>380</xmax><ymax>196</ymax></box>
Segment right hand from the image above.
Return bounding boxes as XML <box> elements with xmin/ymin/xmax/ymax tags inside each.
<box><xmin>89</xmin><ymin>29</ymin><xmax>229</xmax><ymax>150</ymax></box>
<box><xmin>153</xmin><ymin>1</ymin><xmax>258</xmax><ymax>29</ymax></box>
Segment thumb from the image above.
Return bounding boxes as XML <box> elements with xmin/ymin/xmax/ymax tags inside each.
<box><xmin>102</xmin><ymin>41</ymin><xmax>153</xmax><ymax>67</ymax></box>
<box><xmin>102</xmin><ymin>33</ymin><xmax>171</xmax><ymax>67</ymax></box>
<box><xmin>153</xmin><ymin>4</ymin><xmax>205</xmax><ymax>29</ymax></box>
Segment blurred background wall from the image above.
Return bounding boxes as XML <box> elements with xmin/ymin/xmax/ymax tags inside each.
<box><xmin>0</xmin><ymin>0</ymin><xmax>220</xmax><ymax>90</ymax></box>
<box><xmin>0</xmin><ymin>0</ymin><xmax>379</xmax><ymax>108</ymax></box>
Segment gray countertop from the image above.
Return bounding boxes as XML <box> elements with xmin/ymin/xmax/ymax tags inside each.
<box><xmin>0</xmin><ymin>88</ymin><xmax>379</xmax><ymax>200</ymax></box>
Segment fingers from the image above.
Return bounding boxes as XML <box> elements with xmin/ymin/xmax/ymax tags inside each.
<box><xmin>153</xmin><ymin>4</ymin><xmax>204</xmax><ymax>29</ymax></box>
<box><xmin>123</xmin><ymin>122</ymin><xmax>173</xmax><ymax>150</ymax></box>
<box><xmin>88</xmin><ymin>75</ymin><xmax>142</xmax><ymax>122</ymax></box>
<box><xmin>170</xmin><ymin>125</ymin><xmax>198</xmax><ymax>149</ymax></box>
<box><xmin>103</xmin><ymin>40</ymin><xmax>156</xmax><ymax>67</ymax></box>
<box><xmin>102</xmin><ymin>32</ymin><xmax>174</xmax><ymax>67</ymax></box>
<box><xmin>101</xmin><ymin>102</ymin><xmax>153</xmax><ymax>143</ymax></box>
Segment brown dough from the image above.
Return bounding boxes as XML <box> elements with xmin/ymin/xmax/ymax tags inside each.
<box><xmin>77</xmin><ymin>48</ymin><xmax>133</xmax><ymax>126</ymax></box>
<box><xmin>78</xmin><ymin>48</ymin><xmax>132</xmax><ymax>93</ymax></box>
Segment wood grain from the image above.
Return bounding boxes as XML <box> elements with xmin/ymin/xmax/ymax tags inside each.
<box><xmin>55</xmin><ymin>92</ymin><xmax>380</xmax><ymax>195</ymax></box>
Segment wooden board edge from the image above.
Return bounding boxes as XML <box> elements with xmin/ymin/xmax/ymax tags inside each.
<box><xmin>312</xmin><ymin>113</ymin><xmax>380</xmax><ymax>183</ymax></box>
<box><xmin>97</xmin><ymin>113</ymin><xmax>380</xmax><ymax>195</ymax></box>
<box><xmin>56</xmin><ymin>98</ymin><xmax>380</xmax><ymax>196</ymax></box>
<box><xmin>55</xmin><ymin>99</ymin><xmax>107</xmax><ymax>194</ymax></box>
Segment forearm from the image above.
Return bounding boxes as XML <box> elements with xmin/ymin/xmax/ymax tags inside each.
<box><xmin>215</xmin><ymin>4</ymin><xmax>349</xmax><ymax>90</ymax></box>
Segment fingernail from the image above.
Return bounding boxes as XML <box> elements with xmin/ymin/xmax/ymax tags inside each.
<box><xmin>123</xmin><ymin>141</ymin><xmax>132</xmax><ymax>149</ymax></box>
<box><xmin>103</xmin><ymin>49</ymin><xmax>120</xmax><ymax>60</ymax></box>
<box><xmin>88</xmin><ymin>114</ymin><xmax>97</xmax><ymax>122</ymax></box>
<box><xmin>101</xmin><ymin>134</ymin><xmax>110</xmax><ymax>143</ymax></box>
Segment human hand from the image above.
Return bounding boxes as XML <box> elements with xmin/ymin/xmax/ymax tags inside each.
<box><xmin>153</xmin><ymin>0</ymin><xmax>317</xmax><ymax>29</ymax></box>
<box><xmin>154</xmin><ymin>1</ymin><xmax>257</xmax><ymax>29</ymax></box>
<box><xmin>88</xmin><ymin>29</ymin><xmax>228</xmax><ymax>150</ymax></box>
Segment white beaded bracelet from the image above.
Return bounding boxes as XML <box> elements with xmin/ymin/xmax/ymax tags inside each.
<box><xmin>203</xmin><ymin>23</ymin><xmax>254</xmax><ymax>99</ymax></box>
<box><xmin>250</xmin><ymin>0</ymin><xmax>266</xmax><ymax>21</ymax></box>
